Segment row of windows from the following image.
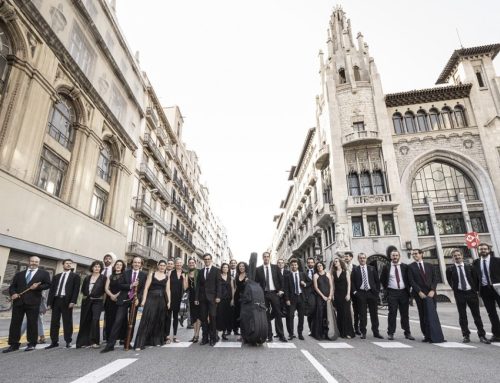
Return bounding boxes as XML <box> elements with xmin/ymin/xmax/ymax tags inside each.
<box><xmin>338</xmin><ymin>66</ymin><xmax>361</xmax><ymax>84</ymax></box>
<box><xmin>351</xmin><ymin>214</ymin><xmax>396</xmax><ymax>237</ymax></box>
<box><xmin>347</xmin><ymin>170</ymin><xmax>386</xmax><ymax>196</ymax></box>
<box><xmin>393</xmin><ymin>105</ymin><xmax>467</xmax><ymax>135</ymax></box>
<box><xmin>415</xmin><ymin>212</ymin><xmax>487</xmax><ymax>236</ymax></box>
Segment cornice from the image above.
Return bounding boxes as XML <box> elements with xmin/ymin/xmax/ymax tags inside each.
<box><xmin>385</xmin><ymin>84</ymin><xmax>472</xmax><ymax>108</ymax></box>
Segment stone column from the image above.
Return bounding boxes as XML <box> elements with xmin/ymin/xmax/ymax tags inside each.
<box><xmin>427</xmin><ymin>196</ymin><xmax>448</xmax><ymax>286</ymax></box>
<box><xmin>377</xmin><ymin>207</ymin><xmax>384</xmax><ymax>236</ymax></box>
<box><xmin>459</xmin><ymin>192</ymin><xmax>478</xmax><ymax>260</ymax></box>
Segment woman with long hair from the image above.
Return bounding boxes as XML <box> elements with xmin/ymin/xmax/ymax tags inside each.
<box><xmin>133</xmin><ymin>260</ymin><xmax>169</xmax><ymax>350</ymax></box>
<box><xmin>331</xmin><ymin>258</ymin><xmax>355</xmax><ymax>339</ymax></box>
<box><xmin>76</xmin><ymin>261</ymin><xmax>106</xmax><ymax>348</ymax></box>
<box><xmin>103</xmin><ymin>260</ymin><xmax>127</xmax><ymax>342</ymax></box>
<box><xmin>165</xmin><ymin>258</ymin><xmax>184</xmax><ymax>343</ymax></box>
<box><xmin>234</xmin><ymin>262</ymin><xmax>248</xmax><ymax>342</ymax></box>
<box><xmin>185</xmin><ymin>258</ymin><xmax>201</xmax><ymax>342</ymax></box>
<box><xmin>216</xmin><ymin>263</ymin><xmax>234</xmax><ymax>340</ymax></box>
<box><xmin>311</xmin><ymin>261</ymin><xmax>333</xmax><ymax>340</ymax></box>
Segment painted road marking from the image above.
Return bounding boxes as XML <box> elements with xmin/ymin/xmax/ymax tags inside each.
<box><xmin>162</xmin><ymin>342</ymin><xmax>191</xmax><ymax>348</ymax></box>
<box><xmin>318</xmin><ymin>342</ymin><xmax>353</xmax><ymax>349</ymax></box>
<box><xmin>433</xmin><ymin>342</ymin><xmax>476</xmax><ymax>348</ymax></box>
<box><xmin>266</xmin><ymin>342</ymin><xmax>297</xmax><ymax>349</ymax></box>
<box><xmin>301</xmin><ymin>349</ymin><xmax>338</xmax><ymax>383</ymax></box>
<box><xmin>70</xmin><ymin>358</ymin><xmax>137</xmax><ymax>383</ymax></box>
<box><xmin>214</xmin><ymin>341</ymin><xmax>242</xmax><ymax>348</ymax></box>
<box><xmin>372</xmin><ymin>341</ymin><xmax>412</xmax><ymax>348</ymax></box>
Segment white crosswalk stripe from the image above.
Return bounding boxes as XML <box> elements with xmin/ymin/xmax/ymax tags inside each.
<box><xmin>318</xmin><ymin>342</ymin><xmax>353</xmax><ymax>349</ymax></box>
<box><xmin>433</xmin><ymin>342</ymin><xmax>476</xmax><ymax>348</ymax></box>
<box><xmin>214</xmin><ymin>341</ymin><xmax>242</xmax><ymax>348</ymax></box>
<box><xmin>266</xmin><ymin>342</ymin><xmax>297</xmax><ymax>349</ymax></box>
<box><xmin>372</xmin><ymin>342</ymin><xmax>412</xmax><ymax>348</ymax></box>
<box><xmin>162</xmin><ymin>342</ymin><xmax>191</xmax><ymax>348</ymax></box>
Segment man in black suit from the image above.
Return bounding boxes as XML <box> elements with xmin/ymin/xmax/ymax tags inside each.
<box><xmin>351</xmin><ymin>253</ymin><xmax>383</xmax><ymax>339</ymax></box>
<box><xmin>277</xmin><ymin>258</ymin><xmax>291</xmax><ymax>337</ymax></box>
<box><xmin>447</xmin><ymin>249</ymin><xmax>490</xmax><ymax>344</ymax></box>
<box><xmin>380</xmin><ymin>249</ymin><xmax>414</xmax><ymax>341</ymax></box>
<box><xmin>3</xmin><ymin>256</ymin><xmax>51</xmax><ymax>353</ymax></box>
<box><xmin>195</xmin><ymin>253</ymin><xmax>221</xmax><ymax>346</ymax></box>
<box><xmin>229</xmin><ymin>258</ymin><xmax>239</xmax><ymax>335</ymax></box>
<box><xmin>255</xmin><ymin>251</ymin><xmax>287</xmax><ymax>342</ymax></box>
<box><xmin>304</xmin><ymin>256</ymin><xmax>316</xmax><ymax>335</ymax></box>
<box><xmin>102</xmin><ymin>256</ymin><xmax>147</xmax><ymax>352</ymax></box>
<box><xmin>473</xmin><ymin>243</ymin><xmax>500</xmax><ymax>342</ymax></box>
<box><xmin>344</xmin><ymin>252</ymin><xmax>360</xmax><ymax>335</ymax></box>
<box><xmin>408</xmin><ymin>249</ymin><xmax>439</xmax><ymax>342</ymax></box>
<box><xmin>46</xmin><ymin>259</ymin><xmax>81</xmax><ymax>349</ymax></box>
<box><xmin>284</xmin><ymin>258</ymin><xmax>310</xmax><ymax>340</ymax></box>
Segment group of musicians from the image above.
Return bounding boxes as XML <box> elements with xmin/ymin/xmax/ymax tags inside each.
<box><xmin>2</xmin><ymin>243</ymin><xmax>500</xmax><ymax>353</ymax></box>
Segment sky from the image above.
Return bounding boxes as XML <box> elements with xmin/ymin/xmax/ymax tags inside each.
<box><xmin>116</xmin><ymin>0</ymin><xmax>500</xmax><ymax>262</ymax></box>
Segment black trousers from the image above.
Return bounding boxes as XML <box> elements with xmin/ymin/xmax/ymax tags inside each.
<box><xmin>454</xmin><ymin>290</ymin><xmax>485</xmax><ymax>337</ymax></box>
<box><xmin>414</xmin><ymin>294</ymin><xmax>435</xmax><ymax>338</ymax></box>
<box><xmin>76</xmin><ymin>299</ymin><xmax>103</xmax><ymax>347</ymax></box>
<box><xmin>264</xmin><ymin>291</ymin><xmax>284</xmax><ymax>338</ymax></box>
<box><xmin>355</xmin><ymin>290</ymin><xmax>379</xmax><ymax>335</ymax></box>
<box><xmin>480</xmin><ymin>286</ymin><xmax>500</xmax><ymax>337</ymax></box>
<box><xmin>288</xmin><ymin>294</ymin><xmax>305</xmax><ymax>336</ymax></box>
<box><xmin>165</xmin><ymin>307</ymin><xmax>180</xmax><ymax>337</ymax></box>
<box><xmin>281</xmin><ymin>296</ymin><xmax>292</xmax><ymax>336</ymax></box>
<box><xmin>199</xmin><ymin>297</ymin><xmax>217</xmax><ymax>341</ymax></box>
<box><xmin>386</xmin><ymin>289</ymin><xmax>411</xmax><ymax>336</ymax></box>
<box><xmin>352</xmin><ymin>294</ymin><xmax>360</xmax><ymax>331</ymax></box>
<box><xmin>231</xmin><ymin>304</ymin><xmax>239</xmax><ymax>333</ymax></box>
<box><xmin>8</xmin><ymin>303</ymin><xmax>39</xmax><ymax>347</ymax></box>
<box><xmin>50</xmin><ymin>297</ymin><xmax>74</xmax><ymax>344</ymax></box>
<box><xmin>106</xmin><ymin>303</ymin><xmax>136</xmax><ymax>348</ymax></box>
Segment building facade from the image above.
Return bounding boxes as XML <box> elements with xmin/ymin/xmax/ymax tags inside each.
<box><xmin>0</xmin><ymin>0</ymin><xmax>230</xmax><ymax>308</ymax></box>
<box><xmin>272</xmin><ymin>7</ymin><xmax>500</xmax><ymax>297</ymax></box>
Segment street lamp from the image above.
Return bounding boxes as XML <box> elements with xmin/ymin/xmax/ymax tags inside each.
<box><xmin>314</xmin><ymin>241</ymin><xmax>322</xmax><ymax>262</ymax></box>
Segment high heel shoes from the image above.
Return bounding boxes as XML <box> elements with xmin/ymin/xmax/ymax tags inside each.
<box><xmin>189</xmin><ymin>336</ymin><xmax>199</xmax><ymax>343</ymax></box>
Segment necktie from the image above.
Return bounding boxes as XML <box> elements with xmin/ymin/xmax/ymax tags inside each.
<box><xmin>418</xmin><ymin>263</ymin><xmax>426</xmax><ymax>283</ymax></box>
<box><xmin>309</xmin><ymin>269</ymin><xmax>313</xmax><ymax>279</ymax></box>
<box><xmin>458</xmin><ymin>265</ymin><xmax>467</xmax><ymax>290</ymax></box>
<box><xmin>205</xmin><ymin>267</ymin><xmax>209</xmax><ymax>279</ymax></box>
<box><xmin>361</xmin><ymin>267</ymin><xmax>369</xmax><ymax>290</ymax></box>
<box><xmin>57</xmin><ymin>273</ymin><xmax>67</xmax><ymax>297</ymax></box>
<box><xmin>294</xmin><ymin>272</ymin><xmax>299</xmax><ymax>295</ymax></box>
<box><xmin>265</xmin><ymin>266</ymin><xmax>270</xmax><ymax>291</ymax></box>
<box><xmin>128</xmin><ymin>271</ymin><xmax>137</xmax><ymax>299</ymax></box>
<box><xmin>25</xmin><ymin>270</ymin><xmax>33</xmax><ymax>284</ymax></box>
<box><xmin>483</xmin><ymin>260</ymin><xmax>491</xmax><ymax>285</ymax></box>
<box><xmin>394</xmin><ymin>265</ymin><xmax>401</xmax><ymax>289</ymax></box>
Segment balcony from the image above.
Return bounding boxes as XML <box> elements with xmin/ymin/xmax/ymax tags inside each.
<box><xmin>315</xmin><ymin>203</ymin><xmax>336</xmax><ymax>227</ymax></box>
<box><xmin>156</xmin><ymin>127</ymin><xmax>168</xmax><ymax>146</ymax></box>
<box><xmin>171</xmin><ymin>196</ymin><xmax>195</xmax><ymax>230</ymax></box>
<box><xmin>315</xmin><ymin>143</ymin><xmax>330</xmax><ymax>170</ymax></box>
<box><xmin>138</xmin><ymin>162</ymin><xmax>171</xmax><ymax>203</ymax></box>
<box><xmin>146</xmin><ymin>107</ymin><xmax>160</xmax><ymax>129</ymax></box>
<box><xmin>143</xmin><ymin>133</ymin><xmax>172</xmax><ymax>179</ymax></box>
<box><xmin>167</xmin><ymin>224</ymin><xmax>196</xmax><ymax>251</ymax></box>
<box><xmin>346</xmin><ymin>193</ymin><xmax>397</xmax><ymax>208</ymax></box>
<box><xmin>342</xmin><ymin>130</ymin><xmax>382</xmax><ymax>147</ymax></box>
<box><xmin>132</xmin><ymin>197</ymin><xmax>152</xmax><ymax>219</ymax></box>
<box><xmin>126</xmin><ymin>241</ymin><xmax>163</xmax><ymax>262</ymax></box>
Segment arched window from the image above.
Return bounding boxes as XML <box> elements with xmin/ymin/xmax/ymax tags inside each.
<box><xmin>372</xmin><ymin>170</ymin><xmax>386</xmax><ymax>194</ymax></box>
<box><xmin>347</xmin><ymin>173</ymin><xmax>360</xmax><ymax>196</ymax></box>
<box><xmin>47</xmin><ymin>96</ymin><xmax>75</xmax><ymax>149</ymax></box>
<box><xmin>97</xmin><ymin>141</ymin><xmax>113</xmax><ymax>183</ymax></box>
<box><xmin>454</xmin><ymin>105</ymin><xmax>467</xmax><ymax>128</ymax></box>
<box><xmin>0</xmin><ymin>23</ymin><xmax>12</xmax><ymax>94</ymax></box>
<box><xmin>360</xmin><ymin>172</ymin><xmax>372</xmax><ymax>195</ymax></box>
<box><xmin>441</xmin><ymin>106</ymin><xmax>454</xmax><ymax>129</ymax></box>
<box><xmin>428</xmin><ymin>108</ymin><xmax>441</xmax><ymax>130</ymax></box>
<box><xmin>404</xmin><ymin>111</ymin><xmax>416</xmax><ymax>133</ymax></box>
<box><xmin>392</xmin><ymin>112</ymin><xmax>404</xmax><ymax>134</ymax></box>
<box><xmin>338</xmin><ymin>68</ymin><xmax>346</xmax><ymax>84</ymax></box>
<box><xmin>411</xmin><ymin>162</ymin><xmax>478</xmax><ymax>204</ymax></box>
<box><xmin>353</xmin><ymin>66</ymin><xmax>361</xmax><ymax>81</ymax></box>
<box><xmin>416</xmin><ymin>109</ymin><xmax>429</xmax><ymax>132</ymax></box>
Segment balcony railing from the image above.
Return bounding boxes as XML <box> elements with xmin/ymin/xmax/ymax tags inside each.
<box><xmin>347</xmin><ymin>193</ymin><xmax>393</xmax><ymax>207</ymax></box>
<box><xmin>143</xmin><ymin>133</ymin><xmax>172</xmax><ymax>179</ymax></box>
<box><xmin>315</xmin><ymin>143</ymin><xmax>330</xmax><ymax>170</ymax></box>
<box><xmin>342</xmin><ymin>130</ymin><xmax>381</xmax><ymax>147</ymax></box>
<box><xmin>127</xmin><ymin>241</ymin><xmax>163</xmax><ymax>261</ymax></box>
<box><xmin>146</xmin><ymin>107</ymin><xmax>160</xmax><ymax>128</ymax></box>
<box><xmin>138</xmin><ymin>162</ymin><xmax>171</xmax><ymax>203</ymax></box>
<box><xmin>168</xmin><ymin>224</ymin><xmax>195</xmax><ymax>250</ymax></box>
<box><xmin>171</xmin><ymin>196</ymin><xmax>195</xmax><ymax>229</ymax></box>
<box><xmin>156</xmin><ymin>127</ymin><xmax>168</xmax><ymax>146</ymax></box>
<box><xmin>132</xmin><ymin>197</ymin><xmax>152</xmax><ymax>218</ymax></box>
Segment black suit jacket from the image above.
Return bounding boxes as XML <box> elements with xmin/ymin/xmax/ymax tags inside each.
<box><xmin>351</xmin><ymin>265</ymin><xmax>380</xmax><ymax>295</ymax></box>
<box><xmin>380</xmin><ymin>263</ymin><xmax>410</xmax><ymax>294</ymax></box>
<box><xmin>408</xmin><ymin>262</ymin><xmax>437</xmax><ymax>295</ymax></box>
<box><xmin>123</xmin><ymin>269</ymin><xmax>147</xmax><ymax>302</ymax></box>
<box><xmin>195</xmin><ymin>266</ymin><xmax>221</xmax><ymax>302</ymax></box>
<box><xmin>473</xmin><ymin>256</ymin><xmax>500</xmax><ymax>295</ymax></box>
<box><xmin>255</xmin><ymin>264</ymin><xmax>283</xmax><ymax>292</ymax></box>
<box><xmin>47</xmin><ymin>272</ymin><xmax>81</xmax><ymax>306</ymax></box>
<box><xmin>284</xmin><ymin>271</ymin><xmax>310</xmax><ymax>300</ymax></box>
<box><xmin>81</xmin><ymin>274</ymin><xmax>107</xmax><ymax>298</ymax></box>
<box><xmin>9</xmin><ymin>268</ymin><xmax>51</xmax><ymax>306</ymax></box>
<box><xmin>446</xmin><ymin>264</ymin><xmax>479</xmax><ymax>293</ymax></box>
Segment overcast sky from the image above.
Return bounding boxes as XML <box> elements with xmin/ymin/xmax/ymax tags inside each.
<box><xmin>116</xmin><ymin>0</ymin><xmax>500</xmax><ymax>262</ymax></box>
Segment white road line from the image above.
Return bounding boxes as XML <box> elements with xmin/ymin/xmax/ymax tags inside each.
<box><xmin>162</xmin><ymin>342</ymin><xmax>191</xmax><ymax>348</ymax></box>
<box><xmin>214</xmin><ymin>342</ymin><xmax>242</xmax><ymax>348</ymax></box>
<box><xmin>266</xmin><ymin>342</ymin><xmax>296</xmax><ymax>349</ymax></box>
<box><xmin>318</xmin><ymin>342</ymin><xmax>353</xmax><ymax>349</ymax></box>
<box><xmin>301</xmin><ymin>349</ymin><xmax>338</xmax><ymax>383</ymax></box>
<box><xmin>70</xmin><ymin>358</ymin><xmax>137</xmax><ymax>383</ymax></box>
<box><xmin>372</xmin><ymin>342</ymin><xmax>412</xmax><ymax>348</ymax></box>
<box><xmin>433</xmin><ymin>342</ymin><xmax>476</xmax><ymax>348</ymax></box>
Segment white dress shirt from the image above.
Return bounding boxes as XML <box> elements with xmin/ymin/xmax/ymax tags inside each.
<box><xmin>388</xmin><ymin>263</ymin><xmax>405</xmax><ymax>290</ymax></box>
<box><xmin>25</xmin><ymin>268</ymin><xmax>38</xmax><ymax>282</ymax></box>
<box><xmin>292</xmin><ymin>271</ymin><xmax>302</xmax><ymax>294</ymax></box>
<box><xmin>264</xmin><ymin>264</ymin><xmax>276</xmax><ymax>291</ymax></box>
<box><xmin>480</xmin><ymin>255</ymin><xmax>491</xmax><ymax>286</ymax></box>
<box><xmin>360</xmin><ymin>265</ymin><xmax>371</xmax><ymax>290</ymax></box>
<box><xmin>455</xmin><ymin>263</ymin><xmax>471</xmax><ymax>291</ymax></box>
<box><xmin>57</xmin><ymin>270</ymin><xmax>71</xmax><ymax>296</ymax></box>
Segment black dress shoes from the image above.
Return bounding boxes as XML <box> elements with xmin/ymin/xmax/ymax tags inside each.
<box><xmin>360</xmin><ymin>334</ymin><xmax>366</xmax><ymax>339</ymax></box>
<box><xmin>45</xmin><ymin>343</ymin><xmax>59</xmax><ymax>349</ymax></box>
<box><xmin>287</xmin><ymin>335</ymin><xmax>296</xmax><ymax>341</ymax></box>
<box><xmin>405</xmin><ymin>334</ymin><xmax>415</xmax><ymax>341</ymax></box>
<box><xmin>354</xmin><ymin>329</ymin><xmax>361</xmax><ymax>336</ymax></box>
<box><xmin>490</xmin><ymin>336</ymin><xmax>500</xmax><ymax>343</ymax></box>
<box><xmin>100</xmin><ymin>346</ymin><xmax>114</xmax><ymax>353</ymax></box>
<box><xmin>209</xmin><ymin>340</ymin><xmax>216</xmax><ymax>346</ymax></box>
<box><xmin>422</xmin><ymin>338</ymin><xmax>431</xmax><ymax>343</ymax></box>
<box><xmin>278</xmin><ymin>336</ymin><xmax>288</xmax><ymax>343</ymax></box>
<box><xmin>24</xmin><ymin>346</ymin><xmax>35</xmax><ymax>352</ymax></box>
<box><xmin>2</xmin><ymin>346</ymin><xmax>19</xmax><ymax>353</ymax></box>
<box><xmin>462</xmin><ymin>336</ymin><xmax>470</xmax><ymax>343</ymax></box>
<box><xmin>373</xmin><ymin>333</ymin><xmax>384</xmax><ymax>339</ymax></box>
<box><xmin>298</xmin><ymin>334</ymin><xmax>304</xmax><ymax>340</ymax></box>
<box><xmin>479</xmin><ymin>336</ymin><xmax>491</xmax><ymax>344</ymax></box>
<box><xmin>65</xmin><ymin>343</ymin><xmax>72</xmax><ymax>348</ymax></box>
<box><xmin>387</xmin><ymin>334</ymin><xmax>394</xmax><ymax>340</ymax></box>
<box><xmin>200</xmin><ymin>339</ymin><xmax>209</xmax><ymax>345</ymax></box>
<box><xmin>266</xmin><ymin>337</ymin><xmax>273</xmax><ymax>343</ymax></box>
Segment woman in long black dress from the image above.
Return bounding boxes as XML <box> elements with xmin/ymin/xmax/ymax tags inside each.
<box><xmin>76</xmin><ymin>260</ymin><xmax>106</xmax><ymax>348</ymax></box>
<box><xmin>166</xmin><ymin>258</ymin><xmax>184</xmax><ymax>343</ymax></box>
<box><xmin>103</xmin><ymin>260</ymin><xmax>126</xmax><ymax>342</ymax></box>
<box><xmin>216</xmin><ymin>263</ymin><xmax>234</xmax><ymax>340</ymax></box>
<box><xmin>234</xmin><ymin>262</ymin><xmax>248</xmax><ymax>342</ymax></box>
<box><xmin>134</xmin><ymin>260</ymin><xmax>168</xmax><ymax>350</ymax></box>
<box><xmin>311</xmin><ymin>261</ymin><xmax>333</xmax><ymax>340</ymax></box>
<box><xmin>186</xmin><ymin>258</ymin><xmax>201</xmax><ymax>343</ymax></box>
<box><xmin>332</xmin><ymin>258</ymin><xmax>355</xmax><ymax>339</ymax></box>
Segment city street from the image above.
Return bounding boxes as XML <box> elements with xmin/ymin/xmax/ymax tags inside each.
<box><xmin>0</xmin><ymin>304</ymin><xmax>498</xmax><ymax>383</ymax></box>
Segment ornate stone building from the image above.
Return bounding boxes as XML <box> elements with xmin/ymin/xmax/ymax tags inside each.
<box><xmin>272</xmin><ymin>7</ymin><xmax>500</xmax><ymax>295</ymax></box>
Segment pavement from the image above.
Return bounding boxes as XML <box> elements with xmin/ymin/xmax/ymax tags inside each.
<box><xmin>0</xmin><ymin>303</ymin><xmax>498</xmax><ymax>383</ymax></box>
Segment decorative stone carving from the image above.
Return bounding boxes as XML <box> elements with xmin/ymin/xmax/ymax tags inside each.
<box><xmin>0</xmin><ymin>0</ymin><xmax>17</xmax><ymax>22</ymax></box>
<box><xmin>26</xmin><ymin>31</ymin><xmax>38</xmax><ymax>57</ymax></box>
<box><xmin>463</xmin><ymin>139</ymin><xmax>473</xmax><ymax>149</ymax></box>
<box><xmin>399</xmin><ymin>145</ymin><xmax>409</xmax><ymax>155</ymax></box>
<box><xmin>335</xmin><ymin>223</ymin><xmax>348</xmax><ymax>251</ymax></box>
<box><xmin>49</xmin><ymin>4</ymin><xmax>67</xmax><ymax>33</ymax></box>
